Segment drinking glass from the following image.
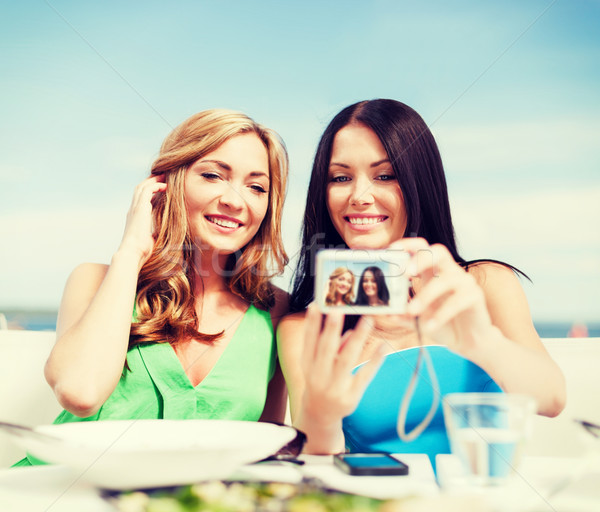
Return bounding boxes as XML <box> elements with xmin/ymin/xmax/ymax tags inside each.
<box><xmin>443</xmin><ymin>393</ymin><xmax>536</xmax><ymax>486</ymax></box>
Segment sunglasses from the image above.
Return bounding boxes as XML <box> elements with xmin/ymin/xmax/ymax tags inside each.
<box><xmin>258</xmin><ymin>422</ymin><xmax>307</xmax><ymax>465</ymax></box>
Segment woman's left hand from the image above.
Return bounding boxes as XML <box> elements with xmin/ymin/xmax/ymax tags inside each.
<box><xmin>394</xmin><ymin>238</ymin><xmax>493</xmax><ymax>357</ymax></box>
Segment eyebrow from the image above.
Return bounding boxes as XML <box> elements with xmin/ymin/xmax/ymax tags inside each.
<box><xmin>197</xmin><ymin>159</ymin><xmax>268</xmax><ymax>178</ymax></box>
<box><xmin>198</xmin><ymin>159</ymin><xmax>232</xmax><ymax>171</ymax></box>
<box><xmin>370</xmin><ymin>159</ymin><xmax>391</xmax><ymax>168</ymax></box>
<box><xmin>248</xmin><ymin>171</ymin><xmax>269</xmax><ymax>179</ymax></box>
<box><xmin>329</xmin><ymin>158</ymin><xmax>391</xmax><ymax>169</ymax></box>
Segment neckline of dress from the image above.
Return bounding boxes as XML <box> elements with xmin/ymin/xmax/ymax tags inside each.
<box><xmin>164</xmin><ymin>303</ymin><xmax>256</xmax><ymax>390</ymax></box>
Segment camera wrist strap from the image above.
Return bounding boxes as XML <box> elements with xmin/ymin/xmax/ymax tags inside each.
<box><xmin>396</xmin><ymin>317</ymin><xmax>441</xmax><ymax>442</ymax></box>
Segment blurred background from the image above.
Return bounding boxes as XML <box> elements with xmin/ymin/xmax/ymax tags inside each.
<box><xmin>1</xmin><ymin>0</ymin><xmax>599</xmax><ymax>336</ymax></box>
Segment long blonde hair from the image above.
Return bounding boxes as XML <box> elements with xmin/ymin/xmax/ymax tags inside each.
<box><xmin>130</xmin><ymin>110</ymin><xmax>288</xmax><ymax>347</ymax></box>
<box><xmin>325</xmin><ymin>267</ymin><xmax>355</xmax><ymax>306</ymax></box>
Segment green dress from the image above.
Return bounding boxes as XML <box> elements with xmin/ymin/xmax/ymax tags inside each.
<box><xmin>14</xmin><ymin>304</ymin><xmax>275</xmax><ymax>466</ymax></box>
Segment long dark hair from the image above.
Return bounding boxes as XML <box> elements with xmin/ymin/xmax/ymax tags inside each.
<box><xmin>290</xmin><ymin>99</ymin><xmax>527</xmax><ymax>313</ymax></box>
<box><xmin>355</xmin><ymin>266</ymin><xmax>390</xmax><ymax>306</ymax></box>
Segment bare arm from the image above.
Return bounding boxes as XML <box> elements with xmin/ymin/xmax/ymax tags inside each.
<box><xmin>403</xmin><ymin>239</ymin><xmax>566</xmax><ymax>417</ymax></box>
<box><xmin>44</xmin><ymin>176</ymin><xmax>166</xmax><ymax>417</ymax></box>
<box><xmin>259</xmin><ymin>362</ymin><xmax>287</xmax><ymax>424</ymax></box>
<box><xmin>277</xmin><ymin>313</ymin><xmax>308</xmax><ymax>427</ymax></box>
<box><xmin>467</xmin><ymin>263</ymin><xmax>566</xmax><ymax>416</ymax></box>
<box><xmin>259</xmin><ymin>286</ymin><xmax>290</xmax><ymax>424</ymax></box>
<box><xmin>277</xmin><ymin>308</ymin><xmax>384</xmax><ymax>454</ymax></box>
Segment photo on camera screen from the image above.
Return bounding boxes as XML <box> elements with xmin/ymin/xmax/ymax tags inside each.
<box><xmin>315</xmin><ymin>249</ymin><xmax>410</xmax><ymax>315</ymax></box>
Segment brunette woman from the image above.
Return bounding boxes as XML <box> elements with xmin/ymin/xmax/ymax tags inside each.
<box><xmin>278</xmin><ymin>99</ymin><xmax>565</xmax><ymax>458</ymax></box>
<box><xmin>354</xmin><ymin>266</ymin><xmax>389</xmax><ymax>306</ymax></box>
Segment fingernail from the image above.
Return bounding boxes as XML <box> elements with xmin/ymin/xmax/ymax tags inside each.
<box><xmin>408</xmin><ymin>261</ymin><xmax>418</xmax><ymax>276</ymax></box>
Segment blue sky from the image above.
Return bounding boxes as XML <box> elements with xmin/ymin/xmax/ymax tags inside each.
<box><xmin>1</xmin><ymin>0</ymin><xmax>599</xmax><ymax>323</ymax></box>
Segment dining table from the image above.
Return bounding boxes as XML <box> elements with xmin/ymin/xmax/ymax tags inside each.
<box><xmin>1</xmin><ymin>452</ymin><xmax>599</xmax><ymax>512</ymax></box>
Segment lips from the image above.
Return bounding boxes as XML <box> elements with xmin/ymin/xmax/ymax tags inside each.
<box><xmin>206</xmin><ymin>215</ymin><xmax>243</xmax><ymax>230</ymax></box>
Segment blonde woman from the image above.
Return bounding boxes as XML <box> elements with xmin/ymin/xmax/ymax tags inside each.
<box><xmin>16</xmin><ymin>110</ymin><xmax>289</xmax><ymax>466</ymax></box>
<box><xmin>325</xmin><ymin>267</ymin><xmax>355</xmax><ymax>306</ymax></box>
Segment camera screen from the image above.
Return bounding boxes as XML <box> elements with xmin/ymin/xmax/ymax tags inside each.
<box><xmin>315</xmin><ymin>249</ymin><xmax>410</xmax><ymax>315</ymax></box>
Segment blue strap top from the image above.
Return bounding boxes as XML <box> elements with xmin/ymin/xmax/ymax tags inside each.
<box><xmin>342</xmin><ymin>346</ymin><xmax>502</xmax><ymax>466</ymax></box>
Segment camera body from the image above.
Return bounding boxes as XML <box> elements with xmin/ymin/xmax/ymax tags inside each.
<box><xmin>315</xmin><ymin>249</ymin><xmax>410</xmax><ymax>315</ymax></box>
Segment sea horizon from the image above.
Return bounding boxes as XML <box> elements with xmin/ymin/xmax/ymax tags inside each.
<box><xmin>1</xmin><ymin>308</ymin><xmax>598</xmax><ymax>339</ymax></box>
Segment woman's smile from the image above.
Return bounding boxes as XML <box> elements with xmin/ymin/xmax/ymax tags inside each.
<box><xmin>205</xmin><ymin>214</ymin><xmax>244</xmax><ymax>231</ymax></box>
<box><xmin>345</xmin><ymin>214</ymin><xmax>389</xmax><ymax>231</ymax></box>
<box><xmin>185</xmin><ymin>132</ymin><xmax>270</xmax><ymax>256</ymax></box>
<box><xmin>327</xmin><ymin>123</ymin><xmax>407</xmax><ymax>249</ymax></box>
<box><xmin>335</xmin><ymin>273</ymin><xmax>353</xmax><ymax>295</ymax></box>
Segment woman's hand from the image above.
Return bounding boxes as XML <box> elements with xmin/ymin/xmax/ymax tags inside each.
<box><xmin>46</xmin><ymin>176</ymin><xmax>166</xmax><ymax>417</ymax></box>
<box><xmin>118</xmin><ymin>175</ymin><xmax>166</xmax><ymax>267</ymax></box>
<box><xmin>394</xmin><ymin>238</ymin><xmax>493</xmax><ymax>358</ymax></box>
<box><xmin>45</xmin><ymin>175</ymin><xmax>167</xmax><ymax>417</ymax></box>
<box><xmin>297</xmin><ymin>304</ymin><xmax>386</xmax><ymax>453</ymax></box>
<box><xmin>392</xmin><ymin>238</ymin><xmax>566</xmax><ymax>417</ymax></box>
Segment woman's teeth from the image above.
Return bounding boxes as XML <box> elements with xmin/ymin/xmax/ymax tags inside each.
<box><xmin>207</xmin><ymin>216</ymin><xmax>240</xmax><ymax>228</ymax></box>
<box><xmin>348</xmin><ymin>216</ymin><xmax>385</xmax><ymax>225</ymax></box>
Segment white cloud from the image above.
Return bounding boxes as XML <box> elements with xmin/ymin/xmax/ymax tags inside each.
<box><xmin>453</xmin><ymin>186</ymin><xmax>600</xmax><ymax>251</ymax></box>
<box><xmin>434</xmin><ymin>118</ymin><xmax>600</xmax><ymax>175</ymax></box>
<box><xmin>0</xmin><ymin>207</ymin><xmax>126</xmax><ymax>309</ymax></box>
<box><xmin>452</xmin><ymin>185</ymin><xmax>600</xmax><ymax>322</ymax></box>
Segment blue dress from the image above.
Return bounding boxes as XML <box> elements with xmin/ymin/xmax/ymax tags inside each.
<box><xmin>342</xmin><ymin>346</ymin><xmax>502</xmax><ymax>467</ymax></box>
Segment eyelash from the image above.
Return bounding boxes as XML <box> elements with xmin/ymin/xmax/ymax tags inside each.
<box><xmin>250</xmin><ymin>185</ymin><xmax>268</xmax><ymax>194</ymax></box>
<box><xmin>329</xmin><ymin>174</ymin><xmax>396</xmax><ymax>183</ymax></box>
<box><xmin>330</xmin><ymin>176</ymin><xmax>351</xmax><ymax>183</ymax></box>
<box><xmin>201</xmin><ymin>172</ymin><xmax>221</xmax><ymax>181</ymax></box>
<box><xmin>201</xmin><ymin>173</ymin><xmax>267</xmax><ymax>194</ymax></box>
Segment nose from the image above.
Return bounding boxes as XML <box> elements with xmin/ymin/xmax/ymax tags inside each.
<box><xmin>219</xmin><ymin>182</ymin><xmax>245</xmax><ymax>210</ymax></box>
<box><xmin>350</xmin><ymin>175</ymin><xmax>374</xmax><ymax>206</ymax></box>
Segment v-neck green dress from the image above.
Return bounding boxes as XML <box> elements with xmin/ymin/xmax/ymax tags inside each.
<box><xmin>14</xmin><ymin>304</ymin><xmax>276</xmax><ymax>466</ymax></box>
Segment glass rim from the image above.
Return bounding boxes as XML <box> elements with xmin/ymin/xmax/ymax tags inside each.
<box><xmin>442</xmin><ymin>392</ymin><xmax>537</xmax><ymax>408</ymax></box>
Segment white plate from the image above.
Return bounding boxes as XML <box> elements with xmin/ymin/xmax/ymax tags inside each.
<box><xmin>13</xmin><ymin>420</ymin><xmax>297</xmax><ymax>489</ymax></box>
<box><xmin>0</xmin><ymin>465</ymin><xmax>114</xmax><ymax>512</ymax></box>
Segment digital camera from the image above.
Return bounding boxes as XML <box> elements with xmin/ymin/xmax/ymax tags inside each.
<box><xmin>315</xmin><ymin>249</ymin><xmax>410</xmax><ymax>315</ymax></box>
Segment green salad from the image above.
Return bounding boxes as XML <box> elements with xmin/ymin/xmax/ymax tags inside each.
<box><xmin>109</xmin><ymin>480</ymin><xmax>409</xmax><ymax>512</ymax></box>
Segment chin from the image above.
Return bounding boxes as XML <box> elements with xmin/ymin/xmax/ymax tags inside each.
<box><xmin>198</xmin><ymin>242</ymin><xmax>246</xmax><ymax>257</ymax></box>
<box><xmin>345</xmin><ymin>235</ymin><xmax>391</xmax><ymax>250</ymax></box>
<box><xmin>201</xmin><ymin>232</ymin><xmax>255</xmax><ymax>252</ymax></box>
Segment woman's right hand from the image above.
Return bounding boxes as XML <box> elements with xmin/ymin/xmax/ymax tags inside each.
<box><xmin>118</xmin><ymin>175</ymin><xmax>166</xmax><ymax>267</ymax></box>
<box><xmin>297</xmin><ymin>304</ymin><xmax>385</xmax><ymax>453</ymax></box>
<box><xmin>45</xmin><ymin>175</ymin><xmax>166</xmax><ymax>417</ymax></box>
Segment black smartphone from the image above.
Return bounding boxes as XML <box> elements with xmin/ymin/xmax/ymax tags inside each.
<box><xmin>333</xmin><ymin>453</ymin><xmax>409</xmax><ymax>476</ymax></box>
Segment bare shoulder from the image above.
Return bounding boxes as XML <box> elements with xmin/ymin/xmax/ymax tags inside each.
<box><xmin>57</xmin><ymin>263</ymin><xmax>109</xmax><ymax>337</ymax></box>
<box><xmin>268</xmin><ymin>285</ymin><xmax>290</xmax><ymax>331</ymax></box>
<box><xmin>467</xmin><ymin>261</ymin><xmax>522</xmax><ymax>292</ymax></box>
<box><xmin>277</xmin><ymin>310</ymin><xmax>307</xmax><ymax>343</ymax></box>
<box><xmin>466</xmin><ymin>261</ymin><xmax>529</xmax><ymax>309</ymax></box>
<box><xmin>62</xmin><ymin>263</ymin><xmax>110</xmax><ymax>302</ymax></box>
<box><xmin>67</xmin><ymin>262</ymin><xmax>110</xmax><ymax>285</ymax></box>
<box><xmin>276</xmin><ymin>311</ymin><xmax>307</xmax><ymax>383</ymax></box>
<box><xmin>468</xmin><ymin>262</ymin><xmax>541</xmax><ymax>347</ymax></box>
